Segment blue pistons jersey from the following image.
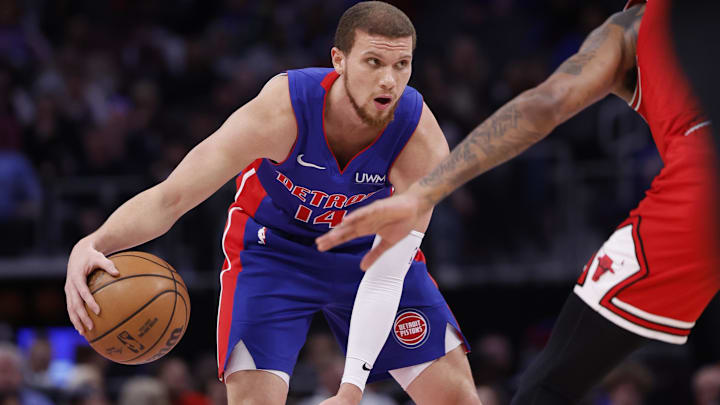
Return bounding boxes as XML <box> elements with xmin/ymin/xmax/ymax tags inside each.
<box><xmin>216</xmin><ymin>68</ymin><xmax>469</xmax><ymax>383</ymax></box>
<box><xmin>233</xmin><ymin>67</ymin><xmax>422</xmax><ymax>248</ymax></box>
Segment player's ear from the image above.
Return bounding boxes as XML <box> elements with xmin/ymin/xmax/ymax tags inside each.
<box><xmin>331</xmin><ymin>47</ymin><xmax>345</xmax><ymax>75</ymax></box>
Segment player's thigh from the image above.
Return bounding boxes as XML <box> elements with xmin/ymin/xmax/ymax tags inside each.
<box><xmin>226</xmin><ymin>370</ymin><xmax>288</xmax><ymax>405</ymax></box>
<box><xmin>403</xmin><ymin>346</ymin><xmax>481</xmax><ymax>405</ymax></box>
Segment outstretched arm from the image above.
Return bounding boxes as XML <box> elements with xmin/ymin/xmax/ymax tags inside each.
<box><xmin>317</xmin><ymin>5</ymin><xmax>645</xmax><ymax>266</ymax></box>
<box><xmin>65</xmin><ymin>75</ymin><xmax>297</xmax><ymax>334</ymax></box>
<box><xmin>324</xmin><ymin>102</ymin><xmax>449</xmax><ymax>404</ymax></box>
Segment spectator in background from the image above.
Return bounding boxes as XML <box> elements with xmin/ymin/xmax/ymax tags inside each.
<box><xmin>23</xmin><ymin>338</ymin><xmax>53</xmax><ymax>395</ymax></box>
<box><xmin>0</xmin><ymin>151</ymin><xmax>42</xmax><ymax>256</ymax></box>
<box><xmin>598</xmin><ymin>362</ymin><xmax>653</xmax><ymax>405</ymax></box>
<box><xmin>0</xmin><ymin>343</ymin><xmax>52</xmax><ymax>405</ymax></box>
<box><xmin>157</xmin><ymin>357</ymin><xmax>210</xmax><ymax>405</ymax></box>
<box><xmin>118</xmin><ymin>376</ymin><xmax>169</xmax><ymax>405</ymax></box>
<box><xmin>63</xmin><ymin>384</ymin><xmax>110</xmax><ymax>405</ymax></box>
<box><xmin>693</xmin><ymin>364</ymin><xmax>720</xmax><ymax>405</ymax></box>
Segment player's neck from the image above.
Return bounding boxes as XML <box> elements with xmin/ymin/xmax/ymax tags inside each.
<box><xmin>324</xmin><ymin>75</ymin><xmax>381</xmax><ymax>153</ymax></box>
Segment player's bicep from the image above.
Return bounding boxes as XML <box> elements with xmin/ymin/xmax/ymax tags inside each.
<box><xmin>389</xmin><ymin>103</ymin><xmax>449</xmax><ymax>232</ymax></box>
<box><xmin>390</xmin><ymin>103</ymin><xmax>449</xmax><ymax>191</ymax></box>
<box><xmin>158</xmin><ymin>75</ymin><xmax>296</xmax><ymax>214</ymax></box>
<box><xmin>538</xmin><ymin>19</ymin><xmax>627</xmax><ymax>125</ymax></box>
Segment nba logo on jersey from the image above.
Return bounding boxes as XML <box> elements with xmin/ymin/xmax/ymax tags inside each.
<box><xmin>393</xmin><ymin>309</ymin><xmax>429</xmax><ymax>348</ymax></box>
<box><xmin>257</xmin><ymin>227</ymin><xmax>267</xmax><ymax>245</ymax></box>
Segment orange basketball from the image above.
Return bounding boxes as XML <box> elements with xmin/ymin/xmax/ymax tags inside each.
<box><xmin>83</xmin><ymin>251</ymin><xmax>190</xmax><ymax>364</ymax></box>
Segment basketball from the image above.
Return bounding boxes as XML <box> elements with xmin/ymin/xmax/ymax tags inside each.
<box><xmin>83</xmin><ymin>251</ymin><xmax>190</xmax><ymax>365</ymax></box>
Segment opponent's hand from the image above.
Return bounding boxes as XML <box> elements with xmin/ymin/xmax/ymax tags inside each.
<box><xmin>318</xmin><ymin>383</ymin><xmax>362</xmax><ymax>405</ymax></box>
<box><xmin>65</xmin><ymin>238</ymin><xmax>119</xmax><ymax>335</ymax></box>
<box><xmin>316</xmin><ymin>192</ymin><xmax>423</xmax><ymax>270</ymax></box>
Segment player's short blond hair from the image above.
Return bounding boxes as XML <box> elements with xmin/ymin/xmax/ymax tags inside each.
<box><xmin>334</xmin><ymin>1</ymin><xmax>416</xmax><ymax>54</ymax></box>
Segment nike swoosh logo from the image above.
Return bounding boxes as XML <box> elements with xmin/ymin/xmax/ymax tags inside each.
<box><xmin>362</xmin><ymin>363</ymin><xmax>371</xmax><ymax>371</ymax></box>
<box><xmin>297</xmin><ymin>154</ymin><xmax>326</xmax><ymax>170</ymax></box>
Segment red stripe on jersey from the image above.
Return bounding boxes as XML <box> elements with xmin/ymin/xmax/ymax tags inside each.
<box><xmin>320</xmin><ymin>70</ymin><xmax>339</xmax><ymax>91</ymax></box>
<box><xmin>414</xmin><ymin>248</ymin><xmax>426</xmax><ymax>263</ymax></box>
<box><xmin>234</xmin><ymin>159</ymin><xmax>267</xmax><ymax>216</ymax></box>
<box><xmin>427</xmin><ymin>272</ymin><xmax>439</xmax><ymax>289</ymax></box>
<box><xmin>216</xmin><ymin>208</ymin><xmax>250</xmax><ymax>381</ymax></box>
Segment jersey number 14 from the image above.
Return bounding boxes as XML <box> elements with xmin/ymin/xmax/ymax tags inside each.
<box><xmin>294</xmin><ymin>205</ymin><xmax>346</xmax><ymax>228</ymax></box>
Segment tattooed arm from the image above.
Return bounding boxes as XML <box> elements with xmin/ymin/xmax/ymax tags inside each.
<box><xmin>316</xmin><ymin>5</ymin><xmax>646</xmax><ymax>265</ymax></box>
<box><xmin>417</xmin><ymin>4</ymin><xmax>645</xmax><ymax>209</ymax></box>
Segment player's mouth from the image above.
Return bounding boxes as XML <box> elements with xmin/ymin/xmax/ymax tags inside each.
<box><xmin>373</xmin><ymin>96</ymin><xmax>392</xmax><ymax>111</ymax></box>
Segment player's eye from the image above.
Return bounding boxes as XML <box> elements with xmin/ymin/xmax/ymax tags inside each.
<box><xmin>367</xmin><ymin>58</ymin><xmax>380</xmax><ymax>66</ymax></box>
<box><xmin>395</xmin><ymin>60</ymin><xmax>409</xmax><ymax>69</ymax></box>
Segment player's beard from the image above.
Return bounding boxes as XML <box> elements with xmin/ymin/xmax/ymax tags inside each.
<box><xmin>343</xmin><ymin>70</ymin><xmax>397</xmax><ymax>129</ymax></box>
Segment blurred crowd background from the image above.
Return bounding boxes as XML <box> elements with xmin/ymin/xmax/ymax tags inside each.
<box><xmin>1</xmin><ymin>0</ymin><xmax>719</xmax><ymax>404</ymax></box>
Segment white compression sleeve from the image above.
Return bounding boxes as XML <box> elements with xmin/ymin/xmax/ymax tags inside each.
<box><xmin>341</xmin><ymin>231</ymin><xmax>424</xmax><ymax>392</ymax></box>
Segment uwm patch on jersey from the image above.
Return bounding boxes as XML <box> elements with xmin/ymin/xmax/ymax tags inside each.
<box><xmin>393</xmin><ymin>309</ymin><xmax>429</xmax><ymax>348</ymax></box>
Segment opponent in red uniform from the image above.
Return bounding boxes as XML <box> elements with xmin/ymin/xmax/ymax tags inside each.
<box><xmin>317</xmin><ymin>0</ymin><xmax>719</xmax><ymax>403</ymax></box>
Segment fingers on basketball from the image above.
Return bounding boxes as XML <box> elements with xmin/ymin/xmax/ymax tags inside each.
<box><xmin>83</xmin><ymin>251</ymin><xmax>190</xmax><ymax>365</ymax></box>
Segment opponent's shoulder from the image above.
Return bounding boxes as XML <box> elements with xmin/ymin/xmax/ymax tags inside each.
<box><xmin>389</xmin><ymin>102</ymin><xmax>449</xmax><ymax>190</ymax></box>
<box><xmin>607</xmin><ymin>4</ymin><xmax>645</xmax><ymax>38</ymax></box>
<box><xmin>606</xmin><ymin>4</ymin><xmax>645</xmax><ymax>99</ymax></box>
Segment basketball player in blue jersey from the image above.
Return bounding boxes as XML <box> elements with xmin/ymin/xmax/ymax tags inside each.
<box><xmin>64</xmin><ymin>2</ymin><xmax>482</xmax><ymax>405</ymax></box>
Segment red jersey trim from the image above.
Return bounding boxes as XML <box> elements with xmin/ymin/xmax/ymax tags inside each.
<box><xmin>234</xmin><ymin>159</ymin><xmax>267</xmax><ymax>216</ymax></box>
<box><xmin>216</xmin><ymin>207</ymin><xmax>250</xmax><ymax>381</ymax></box>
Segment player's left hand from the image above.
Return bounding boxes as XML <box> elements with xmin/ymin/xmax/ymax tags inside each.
<box><xmin>318</xmin><ymin>383</ymin><xmax>362</xmax><ymax>405</ymax></box>
<box><xmin>316</xmin><ymin>192</ymin><xmax>422</xmax><ymax>270</ymax></box>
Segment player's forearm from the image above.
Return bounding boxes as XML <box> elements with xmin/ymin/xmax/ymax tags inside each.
<box><xmin>409</xmin><ymin>88</ymin><xmax>557</xmax><ymax>211</ymax></box>
<box><xmin>84</xmin><ymin>185</ymin><xmax>183</xmax><ymax>255</ymax></box>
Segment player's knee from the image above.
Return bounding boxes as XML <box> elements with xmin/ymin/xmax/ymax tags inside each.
<box><xmin>225</xmin><ymin>370</ymin><xmax>287</xmax><ymax>405</ymax></box>
<box><xmin>456</xmin><ymin>385</ymin><xmax>483</xmax><ymax>405</ymax></box>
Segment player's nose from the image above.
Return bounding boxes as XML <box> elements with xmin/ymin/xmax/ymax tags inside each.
<box><xmin>378</xmin><ymin>67</ymin><xmax>396</xmax><ymax>90</ymax></box>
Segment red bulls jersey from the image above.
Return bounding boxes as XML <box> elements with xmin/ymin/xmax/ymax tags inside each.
<box><xmin>628</xmin><ymin>0</ymin><xmax>710</xmax><ymax>159</ymax></box>
<box><xmin>627</xmin><ymin>0</ymin><xmax>719</xmax><ymax>275</ymax></box>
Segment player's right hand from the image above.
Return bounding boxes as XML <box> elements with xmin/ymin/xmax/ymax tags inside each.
<box><xmin>65</xmin><ymin>238</ymin><xmax>119</xmax><ymax>335</ymax></box>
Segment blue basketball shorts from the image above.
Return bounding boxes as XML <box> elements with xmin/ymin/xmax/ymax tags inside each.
<box><xmin>216</xmin><ymin>208</ymin><xmax>469</xmax><ymax>382</ymax></box>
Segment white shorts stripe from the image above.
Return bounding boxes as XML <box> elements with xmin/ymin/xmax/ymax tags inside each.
<box><xmin>576</xmin><ymin>290</ymin><xmax>689</xmax><ymax>345</ymax></box>
<box><xmin>611</xmin><ymin>297</ymin><xmax>695</xmax><ymax>329</ymax></box>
